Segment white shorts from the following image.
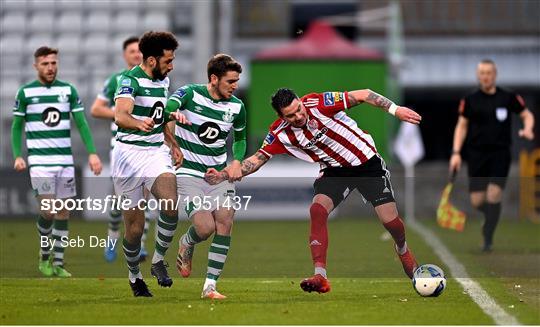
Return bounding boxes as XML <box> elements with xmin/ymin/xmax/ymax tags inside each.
<box><xmin>177</xmin><ymin>176</ymin><xmax>235</xmax><ymax>218</ymax></box>
<box><xmin>112</xmin><ymin>142</ymin><xmax>174</xmax><ymax>208</ymax></box>
<box><xmin>30</xmin><ymin>166</ymin><xmax>76</xmax><ymax>199</ymax></box>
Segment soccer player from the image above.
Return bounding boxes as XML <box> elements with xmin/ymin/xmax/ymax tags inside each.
<box><xmin>162</xmin><ymin>54</ymin><xmax>246</xmax><ymax>299</ymax></box>
<box><xmin>90</xmin><ymin>36</ymin><xmax>156</xmax><ymax>263</ymax></box>
<box><xmin>206</xmin><ymin>87</ymin><xmax>422</xmax><ymax>293</ymax></box>
<box><xmin>449</xmin><ymin>59</ymin><xmax>534</xmax><ymax>252</ymax></box>
<box><xmin>11</xmin><ymin>46</ymin><xmax>102</xmax><ymax>277</ymax></box>
<box><xmin>112</xmin><ymin>31</ymin><xmax>186</xmax><ymax>297</ymax></box>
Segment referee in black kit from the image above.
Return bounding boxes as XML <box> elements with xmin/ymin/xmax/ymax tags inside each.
<box><xmin>449</xmin><ymin>59</ymin><xmax>535</xmax><ymax>252</ymax></box>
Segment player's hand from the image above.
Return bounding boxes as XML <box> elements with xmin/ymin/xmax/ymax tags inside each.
<box><xmin>449</xmin><ymin>153</ymin><xmax>461</xmax><ymax>173</ymax></box>
<box><xmin>171</xmin><ymin>146</ymin><xmax>183</xmax><ymax>168</ymax></box>
<box><xmin>518</xmin><ymin>128</ymin><xmax>534</xmax><ymax>141</ymax></box>
<box><xmin>89</xmin><ymin>154</ymin><xmax>102</xmax><ymax>176</ymax></box>
<box><xmin>225</xmin><ymin>160</ymin><xmax>243</xmax><ymax>183</ymax></box>
<box><xmin>204</xmin><ymin>168</ymin><xmax>228</xmax><ymax>185</ymax></box>
<box><xmin>170</xmin><ymin>110</ymin><xmax>191</xmax><ymax>125</ymax></box>
<box><xmin>396</xmin><ymin>107</ymin><xmax>422</xmax><ymax>125</ymax></box>
<box><xmin>13</xmin><ymin>157</ymin><xmax>27</xmax><ymax>171</ymax></box>
<box><xmin>137</xmin><ymin>118</ymin><xmax>155</xmax><ymax>132</ymax></box>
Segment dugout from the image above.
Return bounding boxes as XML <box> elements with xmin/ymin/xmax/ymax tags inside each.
<box><xmin>249</xmin><ymin>21</ymin><xmax>392</xmax><ymax>159</ymax></box>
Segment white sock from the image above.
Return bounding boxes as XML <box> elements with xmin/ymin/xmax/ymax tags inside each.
<box><xmin>151</xmin><ymin>251</ymin><xmax>164</xmax><ymax>264</ymax></box>
<box><xmin>203</xmin><ymin>278</ymin><xmax>216</xmax><ymax>290</ymax></box>
<box><xmin>315</xmin><ymin>267</ymin><xmax>327</xmax><ymax>279</ymax></box>
<box><xmin>397</xmin><ymin>242</ymin><xmax>408</xmax><ymax>255</ymax></box>
<box><xmin>108</xmin><ymin>230</ymin><xmax>119</xmax><ymax>240</ymax></box>
<box><xmin>128</xmin><ymin>271</ymin><xmax>143</xmax><ymax>283</ymax></box>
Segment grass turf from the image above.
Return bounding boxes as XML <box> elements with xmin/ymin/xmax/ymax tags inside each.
<box><xmin>0</xmin><ymin>218</ymin><xmax>538</xmax><ymax>324</ymax></box>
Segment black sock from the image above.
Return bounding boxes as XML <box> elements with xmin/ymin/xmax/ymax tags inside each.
<box><xmin>477</xmin><ymin>203</ymin><xmax>488</xmax><ymax>215</ymax></box>
<box><xmin>482</xmin><ymin>203</ymin><xmax>501</xmax><ymax>247</ymax></box>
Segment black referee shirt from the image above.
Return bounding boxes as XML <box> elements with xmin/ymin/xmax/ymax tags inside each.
<box><xmin>459</xmin><ymin>87</ymin><xmax>526</xmax><ymax>149</ymax></box>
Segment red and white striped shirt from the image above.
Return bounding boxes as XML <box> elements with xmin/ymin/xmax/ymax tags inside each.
<box><xmin>258</xmin><ymin>91</ymin><xmax>377</xmax><ymax>169</ymax></box>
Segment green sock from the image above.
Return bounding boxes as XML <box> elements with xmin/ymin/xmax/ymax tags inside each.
<box><xmin>122</xmin><ymin>238</ymin><xmax>141</xmax><ymax>276</ymax></box>
<box><xmin>153</xmin><ymin>212</ymin><xmax>178</xmax><ymax>260</ymax></box>
<box><xmin>182</xmin><ymin>225</ymin><xmax>203</xmax><ymax>246</ymax></box>
<box><xmin>206</xmin><ymin>234</ymin><xmax>231</xmax><ymax>281</ymax></box>
<box><xmin>37</xmin><ymin>215</ymin><xmax>53</xmax><ymax>261</ymax></box>
<box><xmin>52</xmin><ymin>219</ymin><xmax>68</xmax><ymax>267</ymax></box>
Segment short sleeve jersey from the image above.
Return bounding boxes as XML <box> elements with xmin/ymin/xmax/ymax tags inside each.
<box><xmin>459</xmin><ymin>87</ymin><xmax>526</xmax><ymax>148</ymax></box>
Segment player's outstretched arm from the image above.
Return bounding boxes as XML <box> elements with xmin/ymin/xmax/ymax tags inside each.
<box><xmin>205</xmin><ymin>152</ymin><xmax>269</xmax><ymax>185</ymax></box>
<box><xmin>347</xmin><ymin>89</ymin><xmax>422</xmax><ymax>124</ymax></box>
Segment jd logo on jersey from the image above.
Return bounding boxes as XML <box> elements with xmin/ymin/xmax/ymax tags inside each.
<box><xmin>150</xmin><ymin>101</ymin><xmax>165</xmax><ymax>124</ymax></box>
<box><xmin>198</xmin><ymin>122</ymin><xmax>221</xmax><ymax>144</ymax></box>
<box><xmin>42</xmin><ymin>107</ymin><xmax>61</xmax><ymax>127</ymax></box>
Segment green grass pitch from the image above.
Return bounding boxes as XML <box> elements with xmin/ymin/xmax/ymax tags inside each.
<box><xmin>1</xmin><ymin>218</ymin><xmax>538</xmax><ymax>324</ymax></box>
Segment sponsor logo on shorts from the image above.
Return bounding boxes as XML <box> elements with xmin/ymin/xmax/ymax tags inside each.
<box><xmin>41</xmin><ymin>182</ymin><xmax>51</xmax><ymax>192</ymax></box>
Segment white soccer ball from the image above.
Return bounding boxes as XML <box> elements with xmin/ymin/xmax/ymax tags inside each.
<box><xmin>412</xmin><ymin>264</ymin><xmax>446</xmax><ymax>297</ymax></box>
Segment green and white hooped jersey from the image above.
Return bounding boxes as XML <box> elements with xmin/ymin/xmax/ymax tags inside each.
<box><xmin>168</xmin><ymin>84</ymin><xmax>246</xmax><ymax>178</ymax></box>
<box><xmin>97</xmin><ymin>69</ymin><xmax>127</xmax><ymax>149</ymax></box>
<box><xmin>114</xmin><ymin>66</ymin><xmax>169</xmax><ymax>147</ymax></box>
<box><xmin>13</xmin><ymin>79</ymin><xmax>83</xmax><ymax>167</ymax></box>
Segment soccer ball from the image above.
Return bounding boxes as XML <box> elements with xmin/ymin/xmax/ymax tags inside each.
<box><xmin>412</xmin><ymin>264</ymin><xmax>446</xmax><ymax>297</ymax></box>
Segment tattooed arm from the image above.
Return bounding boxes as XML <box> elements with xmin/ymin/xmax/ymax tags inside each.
<box><xmin>204</xmin><ymin>152</ymin><xmax>270</xmax><ymax>185</ymax></box>
<box><xmin>346</xmin><ymin>89</ymin><xmax>422</xmax><ymax>124</ymax></box>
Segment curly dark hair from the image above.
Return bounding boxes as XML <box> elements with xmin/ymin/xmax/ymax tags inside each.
<box><xmin>138</xmin><ymin>31</ymin><xmax>178</xmax><ymax>60</ymax></box>
<box><xmin>271</xmin><ymin>88</ymin><xmax>298</xmax><ymax>115</ymax></box>
<box><xmin>207</xmin><ymin>54</ymin><xmax>242</xmax><ymax>81</ymax></box>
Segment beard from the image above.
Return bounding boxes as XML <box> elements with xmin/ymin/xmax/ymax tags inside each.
<box><xmin>152</xmin><ymin>65</ymin><xmax>167</xmax><ymax>81</ymax></box>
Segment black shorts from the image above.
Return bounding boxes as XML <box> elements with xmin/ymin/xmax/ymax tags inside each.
<box><xmin>313</xmin><ymin>154</ymin><xmax>395</xmax><ymax>208</ymax></box>
<box><xmin>467</xmin><ymin>147</ymin><xmax>511</xmax><ymax>192</ymax></box>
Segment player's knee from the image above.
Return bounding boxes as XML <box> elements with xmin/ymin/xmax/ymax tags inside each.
<box><xmin>40</xmin><ymin>210</ymin><xmax>55</xmax><ymax>220</ymax></box>
<box><xmin>194</xmin><ymin>219</ymin><xmax>214</xmax><ymax>240</ymax></box>
<box><xmin>125</xmin><ymin>222</ymin><xmax>144</xmax><ymax>241</ymax></box>
<box><xmin>486</xmin><ymin>189</ymin><xmax>502</xmax><ymax>203</ymax></box>
<box><xmin>216</xmin><ymin>219</ymin><xmax>233</xmax><ymax>234</ymax></box>
<box><xmin>470</xmin><ymin>194</ymin><xmax>485</xmax><ymax>209</ymax></box>
<box><xmin>310</xmin><ymin>202</ymin><xmax>329</xmax><ymax>218</ymax></box>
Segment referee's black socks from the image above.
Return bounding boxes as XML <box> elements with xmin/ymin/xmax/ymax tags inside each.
<box><xmin>482</xmin><ymin>202</ymin><xmax>501</xmax><ymax>250</ymax></box>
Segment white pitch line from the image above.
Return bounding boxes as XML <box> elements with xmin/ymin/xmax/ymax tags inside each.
<box><xmin>408</xmin><ymin>218</ymin><xmax>520</xmax><ymax>326</ymax></box>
